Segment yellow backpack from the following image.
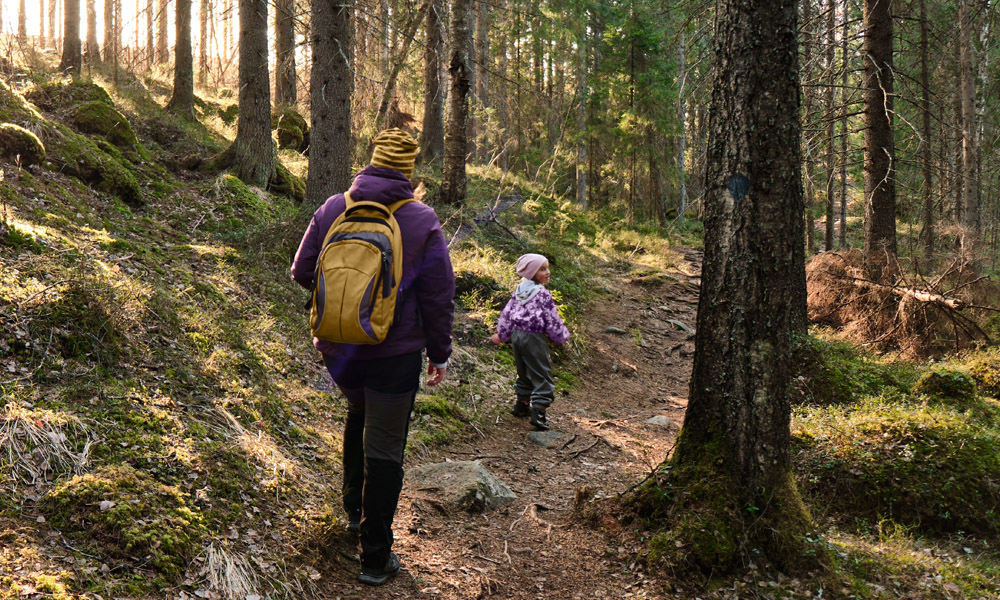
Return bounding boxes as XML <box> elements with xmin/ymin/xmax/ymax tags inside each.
<box><xmin>308</xmin><ymin>191</ymin><xmax>414</xmax><ymax>344</ymax></box>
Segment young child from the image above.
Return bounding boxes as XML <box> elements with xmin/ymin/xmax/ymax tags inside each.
<box><xmin>490</xmin><ymin>253</ymin><xmax>570</xmax><ymax>430</ymax></box>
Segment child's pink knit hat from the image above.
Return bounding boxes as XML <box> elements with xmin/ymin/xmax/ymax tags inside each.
<box><xmin>516</xmin><ymin>253</ymin><xmax>548</xmax><ymax>280</ymax></box>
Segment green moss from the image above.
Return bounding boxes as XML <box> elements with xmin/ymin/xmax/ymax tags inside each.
<box><xmin>796</xmin><ymin>336</ymin><xmax>919</xmax><ymax>405</ymax></box>
<box><xmin>414</xmin><ymin>394</ymin><xmax>463</xmax><ymax>419</ymax></box>
<box><xmin>969</xmin><ymin>354</ymin><xmax>1000</xmax><ymax>398</ymax></box>
<box><xmin>794</xmin><ymin>398</ymin><xmax>1000</xmax><ymax>536</ymax></box>
<box><xmin>29</xmin><ymin>279</ymin><xmax>123</xmax><ymax>364</ymax></box>
<box><xmin>912</xmin><ymin>368</ymin><xmax>977</xmax><ymax>406</ymax></box>
<box><xmin>46</xmin><ymin>123</ymin><xmax>143</xmax><ymax>206</ymax></box>
<box><xmin>25</xmin><ymin>79</ymin><xmax>114</xmax><ymax>111</ymax></box>
<box><xmin>0</xmin><ymin>79</ymin><xmax>44</xmax><ymax>124</ymax></box>
<box><xmin>0</xmin><ymin>123</ymin><xmax>46</xmax><ymax>166</ymax></box>
<box><xmin>70</xmin><ymin>101</ymin><xmax>138</xmax><ymax>148</ymax></box>
<box><xmin>43</xmin><ymin>465</ymin><xmax>206</xmax><ymax>578</ymax></box>
<box><xmin>218</xmin><ymin>104</ymin><xmax>238</xmax><ymax>125</ymax></box>
<box><xmin>270</xmin><ymin>160</ymin><xmax>305</xmax><ymax>202</ymax></box>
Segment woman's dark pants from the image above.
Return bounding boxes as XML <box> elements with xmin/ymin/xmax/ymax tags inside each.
<box><xmin>325</xmin><ymin>351</ymin><xmax>421</xmax><ymax>569</ymax></box>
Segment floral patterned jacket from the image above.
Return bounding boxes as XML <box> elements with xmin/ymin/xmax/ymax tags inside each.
<box><xmin>496</xmin><ymin>281</ymin><xmax>570</xmax><ymax>344</ymax></box>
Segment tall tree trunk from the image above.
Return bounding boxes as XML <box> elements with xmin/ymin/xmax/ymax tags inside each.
<box><xmin>671</xmin><ymin>0</ymin><xmax>812</xmax><ymax>568</ymax></box>
<box><xmin>58</xmin><ymin>0</ymin><xmax>82</xmax><ymax>74</ymax></box>
<box><xmin>824</xmin><ymin>0</ymin><xmax>835</xmax><ymax>252</ymax></box>
<box><xmin>215</xmin><ymin>0</ymin><xmax>273</xmax><ymax>187</ymax></box>
<box><xmin>862</xmin><ymin>0</ymin><xmax>896</xmax><ymax>276</ymax></box>
<box><xmin>839</xmin><ymin>2</ymin><xmax>848</xmax><ymax>249</ymax></box>
<box><xmin>274</xmin><ymin>0</ymin><xmax>296</xmax><ymax>105</ymax></box>
<box><xmin>147</xmin><ymin>0</ymin><xmax>155</xmax><ymax>66</ymax></box>
<box><xmin>48</xmin><ymin>0</ymin><xmax>57</xmax><ymax>49</ymax></box>
<box><xmin>198</xmin><ymin>0</ymin><xmax>208</xmax><ymax>85</ymax></box>
<box><xmin>40</xmin><ymin>0</ymin><xmax>46</xmax><ymax>44</ymax></box>
<box><xmin>959</xmin><ymin>0</ymin><xmax>979</xmax><ymax>245</ymax></box>
<box><xmin>103</xmin><ymin>0</ymin><xmax>114</xmax><ymax>60</ymax></box>
<box><xmin>166</xmin><ymin>0</ymin><xmax>195</xmax><ymax>118</ymax></box>
<box><xmin>474</xmin><ymin>0</ymin><xmax>490</xmax><ymax>162</ymax></box>
<box><xmin>157</xmin><ymin>0</ymin><xmax>169</xmax><ymax>63</ymax></box>
<box><xmin>306</xmin><ymin>0</ymin><xmax>352</xmax><ymax>205</ymax></box>
<box><xmin>419</xmin><ymin>0</ymin><xmax>445</xmax><ymax>163</ymax></box>
<box><xmin>801</xmin><ymin>0</ymin><xmax>815</xmax><ymax>253</ymax></box>
<box><xmin>18</xmin><ymin>0</ymin><xmax>27</xmax><ymax>42</ymax></box>
<box><xmin>576</xmin><ymin>20</ymin><xmax>587</xmax><ymax>210</ymax></box>
<box><xmin>919</xmin><ymin>0</ymin><xmax>934</xmax><ymax>259</ymax></box>
<box><xmin>677</xmin><ymin>30</ymin><xmax>687</xmax><ymax>222</ymax></box>
<box><xmin>440</xmin><ymin>0</ymin><xmax>471</xmax><ymax>205</ymax></box>
<box><xmin>85</xmin><ymin>0</ymin><xmax>101</xmax><ymax>64</ymax></box>
<box><xmin>952</xmin><ymin>37</ymin><xmax>963</xmax><ymax>224</ymax></box>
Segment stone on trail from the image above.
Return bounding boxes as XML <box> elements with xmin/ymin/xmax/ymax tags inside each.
<box><xmin>527</xmin><ymin>430</ymin><xmax>565</xmax><ymax>447</ymax></box>
<box><xmin>407</xmin><ymin>461</ymin><xmax>516</xmax><ymax>513</ymax></box>
<box><xmin>604</xmin><ymin>326</ymin><xmax>628</xmax><ymax>335</ymax></box>
<box><xmin>645</xmin><ymin>415</ymin><xmax>672</xmax><ymax>427</ymax></box>
<box><xmin>666</xmin><ymin>319</ymin><xmax>694</xmax><ymax>333</ymax></box>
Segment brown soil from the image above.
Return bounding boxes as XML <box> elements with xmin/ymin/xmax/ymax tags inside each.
<box><xmin>318</xmin><ymin>253</ymin><xmax>702</xmax><ymax>599</ymax></box>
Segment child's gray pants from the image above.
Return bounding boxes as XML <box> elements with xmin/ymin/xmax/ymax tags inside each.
<box><xmin>511</xmin><ymin>330</ymin><xmax>555</xmax><ymax>408</ymax></box>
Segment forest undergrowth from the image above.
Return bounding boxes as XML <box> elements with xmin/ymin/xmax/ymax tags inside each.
<box><xmin>0</xmin><ymin>55</ymin><xmax>999</xmax><ymax>599</ymax></box>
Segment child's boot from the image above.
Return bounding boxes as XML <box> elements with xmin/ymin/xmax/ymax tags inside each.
<box><xmin>511</xmin><ymin>395</ymin><xmax>531</xmax><ymax>417</ymax></box>
<box><xmin>529</xmin><ymin>407</ymin><xmax>549</xmax><ymax>430</ymax></box>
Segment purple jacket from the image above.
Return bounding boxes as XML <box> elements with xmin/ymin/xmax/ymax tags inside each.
<box><xmin>496</xmin><ymin>281</ymin><xmax>570</xmax><ymax>345</ymax></box>
<box><xmin>291</xmin><ymin>166</ymin><xmax>455</xmax><ymax>364</ymax></box>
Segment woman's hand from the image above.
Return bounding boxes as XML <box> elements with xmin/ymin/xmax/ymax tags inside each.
<box><xmin>426</xmin><ymin>363</ymin><xmax>447</xmax><ymax>386</ymax></box>
<box><xmin>489</xmin><ymin>333</ymin><xmax>504</xmax><ymax>346</ymax></box>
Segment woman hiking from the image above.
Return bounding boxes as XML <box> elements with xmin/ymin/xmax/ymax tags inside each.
<box><xmin>291</xmin><ymin>128</ymin><xmax>455</xmax><ymax>585</ymax></box>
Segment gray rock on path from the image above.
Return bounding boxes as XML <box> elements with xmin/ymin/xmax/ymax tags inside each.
<box><xmin>645</xmin><ymin>415</ymin><xmax>672</xmax><ymax>427</ymax></box>
<box><xmin>605</xmin><ymin>326</ymin><xmax>628</xmax><ymax>335</ymax></box>
<box><xmin>407</xmin><ymin>461</ymin><xmax>516</xmax><ymax>513</ymax></box>
<box><xmin>527</xmin><ymin>430</ymin><xmax>565</xmax><ymax>447</ymax></box>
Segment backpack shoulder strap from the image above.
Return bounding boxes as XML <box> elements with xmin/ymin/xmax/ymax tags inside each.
<box><xmin>386</xmin><ymin>198</ymin><xmax>416</xmax><ymax>213</ymax></box>
<box><xmin>344</xmin><ymin>190</ymin><xmax>355</xmax><ymax>208</ymax></box>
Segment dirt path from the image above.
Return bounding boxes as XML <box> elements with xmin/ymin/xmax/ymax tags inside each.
<box><xmin>319</xmin><ymin>253</ymin><xmax>702</xmax><ymax>599</ymax></box>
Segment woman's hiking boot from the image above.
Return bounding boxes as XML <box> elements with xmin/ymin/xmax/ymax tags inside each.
<box><xmin>358</xmin><ymin>552</ymin><xmax>401</xmax><ymax>586</ymax></box>
<box><xmin>511</xmin><ymin>395</ymin><xmax>531</xmax><ymax>417</ymax></box>
<box><xmin>529</xmin><ymin>407</ymin><xmax>549</xmax><ymax>430</ymax></box>
<box><xmin>346</xmin><ymin>508</ymin><xmax>362</xmax><ymax>534</ymax></box>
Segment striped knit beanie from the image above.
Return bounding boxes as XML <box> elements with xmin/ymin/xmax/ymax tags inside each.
<box><xmin>370</xmin><ymin>128</ymin><xmax>419</xmax><ymax>179</ymax></box>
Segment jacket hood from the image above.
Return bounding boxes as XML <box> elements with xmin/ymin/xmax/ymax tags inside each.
<box><xmin>348</xmin><ymin>165</ymin><xmax>415</xmax><ymax>205</ymax></box>
<box><xmin>515</xmin><ymin>279</ymin><xmax>544</xmax><ymax>304</ymax></box>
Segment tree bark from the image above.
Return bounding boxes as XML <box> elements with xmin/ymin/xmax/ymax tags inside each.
<box><xmin>677</xmin><ymin>30</ymin><xmax>687</xmax><ymax>222</ymax></box>
<box><xmin>147</xmin><ymin>0</ymin><xmax>155</xmax><ymax>66</ymax></box>
<box><xmin>215</xmin><ymin>0</ymin><xmax>274</xmax><ymax>187</ymax></box>
<box><xmin>419</xmin><ymin>0</ymin><xmax>445</xmax><ymax>163</ymax></box>
<box><xmin>576</xmin><ymin>20</ymin><xmax>587</xmax><ymax>210</ymax></box>
<box><xmin>824</xmin><ymin>0</ymin><xmax>835</xmax><ymax>252</ymax></box>
<box><xmin>157</xmin><ymin>0</ymin><xmax>169</xmax><ymax>63</ymax></box>
<box><xmin>801</xmin><ymin>0</ymin><xmax>815</xmax><ymax>254</ymax></box>
<box><xmin>919</xmin><ymin>0</ymin><xmax>934</xmax><ymax>258</ymax></box>
<box><xmin>958</xmin><ymin>0</ymin><xmax>979</xmax><ymax>244</ymax></box>
<box><xmin>103</xmin><ymin>0</ymin><xmax>114</xmax><ymax>60</ymax></box>
<box><xmin>58</xmin><ymin>0</ymin><xmax>82</xmax><ymax>74</ymax></box>
<box><xmin>672</xmin><ymin>0</ymin><xmax>811</xmax><ymax>567</ymax></box>
<box><xmin>48</xmin><ymin>0</ymin><xmax>57</xmax><ymax>49</ymax></box>
<box><xmin>862</xmin><ymin>0</ymin><xmax>896</xmax><ymax>276</ymax></box>
<box><xmin>274</xmin><ymin>0</ymin><xmax>296</xmax><ymax>105</ymax></box>
<box><xmin>474</xmin><ymin>0</ymin><xmax>490</xmax><ymax>162</ymax></box>
<box><xmin>198</xmin><ymin>0</ymin><xmax>208</xmax><ymax>85</ymax></box>
<box><xmin>18</xmin><ymin>0</ymin><xmax>27</xmax><ymax>42</ymax></box>
<box><xmin>440</xmin><ymin>0</ymin><xmax>471</xmax><ymax>205</ymax></box>
<box><xmin>85</xmin><ymin>0</ymin><xmax>101</xmax><ymax>64</ymax></box>
<box><xmin>40</xmin><ymin>0</ymin><xmax>46</xmax><ymax>43</ymax></box>
<box><xmin>305</xmin><ymin>0</ymin><xmax>352</xmax><ymax>206</ymax></box>
<box><xmin>166</xmin><ymin>0</ymin><xmax>195</xmax><ymax>119</ymax></box>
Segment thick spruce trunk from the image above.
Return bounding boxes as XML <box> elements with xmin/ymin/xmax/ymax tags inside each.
<box><xmin>58</xmin><ymin>0</ymin><xmax>82</xmax><ymax>74</ymax></box>
<box><xmin>419</xmin><ymin>0</ymin><xmax>445</xmax><ymax>163</ymax></box>
<box><xmin>666</xmin><ymin>0</ymin><xmax>815</xmax><ymax>572</ymax></box>
<box><xmin>305</xmin><ymin>0</ymin><xmax>352</xmax><ymax>205</ymax></box>
<box><xmin>440</xmin><ymin>0</ymin><xmax>471</xmax><ymax>205</ymax></box>
<box><xmin>166</xmin><ymin>0</ymin><xmax>195</xmax><ymax>119</ymax></box>
<box><xmin>274</xmin><ymin>0</ymin><xmax>296</xmax><ymax>106</ymax></box>
<box><xmin>862</xmin><ymin>0</ymin><xmax>896</xmax><ymax>274</ymax></box>
<box><xmin>85</xmin><ymin>0</ymin><xmax>101</xmax><ymax>64</ymax></box>
<box><xmin>214</xmin><ymin>0</ymin><xmax>274</xmax><ymax>187</ymax></box>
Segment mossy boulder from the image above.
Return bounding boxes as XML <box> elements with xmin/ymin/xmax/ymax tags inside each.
<box><xmin>0</xmin><ymin>123</ymin><xmax>46</xmax><ymax>166</ymax></box>
<box><xmin>218</xmin><ymin>104</ymin><xmax>238</xmax><ymax>125</ymax></box>
<box><xmin>70</xmin><ymin>101</ymin><xmax>138</xmax><ymax>147</ymax></box>
<box><xmin>794</xmin><ymin>401</ymin><xmax>1000</xmax><ymax>537</ymax></box>
<box><xmin>45</xmin><ymin>123</ymin><xmax>144</xmax><ymax>206</ymax></box>
<box><xmin>270</xmin><ymin>160</ymin><xmax>305</xmax><ymax>201</ymax></box>
<box><xmin>912</xmin><ymin>367</ymin><xmax>977</xmax><ymax>405</ymax></box>
<box><xmin>969</xmin><ymin>355</ymin><xmax>1000</xmax><ymax>398</ymax></box>
<box><xmin>0</xmin><ymin>79</ymin><xmax>43</xmax><ymax>124</ymax></box>
<box><xmin>275</xmin><ymin>109</ymin><xmax>309</xmax><ymax>151</ymax></box>
<box><xmin>25</xmin><ymin>79</ymin><xmax>114</xmax><ymax>112</ymax></box>
<box><xmin>42</xmin><ymin>464</ymin><xmax>207</xmax><ymax>578</ymax></box>
<box><xmin>794</xmin><ymin>337</ymin><xmax>918</xmax><ymax>405</ymax></box>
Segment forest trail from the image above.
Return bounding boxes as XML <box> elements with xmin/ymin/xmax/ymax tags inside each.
<box><xmin>321</xmin><ymin>251</ymin><xmax>703</xmax><ymax>599</ymax></box>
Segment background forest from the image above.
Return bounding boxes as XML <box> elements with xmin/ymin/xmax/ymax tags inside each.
<box><xmin>2</xmin><ymin>0</ymin><xmax>1000</xmax><ymax>599</ymax></box>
